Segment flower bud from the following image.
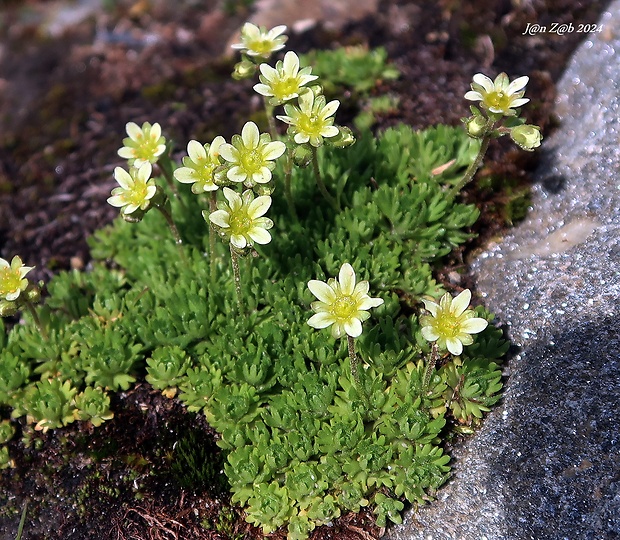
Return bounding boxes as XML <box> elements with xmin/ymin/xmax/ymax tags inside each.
<box><xmin>292</xmin><ymin>144</ymin><xmax>312</xmax><ymax>168</ymax></box>
<box><xmin>328</xmin><ymin>126</ymin><xmax>356</xmax><ymax>149</ymax></box>
<box><xmin>464</xmin><ymin>115</ymin><xmax>487</xmax><ymax>139</ymax></box>
<box><xmin>254</xmin><ymin>183</ymin><xmax>274</xmax><ymax>196</ymax></box>
<box><xmin>0</xmin><ymin>300</ymin><xmax>18</xmax><ymax>317</ymax></box>
<box><xmin>510</xmin><ymin>124</ymin><xmax>542</xmax><ymax>151</ymax></box>
<box><xmin>232</xmin><ymin>60</ymin><xmax>256</xmax><ymax>80</ymax></box>
<box><xmin>26</xmin><ymin>284</ymin><xmax>41</xmax><ymax>303</ymax></box>
<box><xmin>123</xmin><ymin>208</ymin><xmax>146</xmax><ymax>223</ymax></box>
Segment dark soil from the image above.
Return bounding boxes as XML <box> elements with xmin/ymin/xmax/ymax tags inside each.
<box><xmin>0</xmin><ymin>0</ymin><xmax>611</xmax><ymax>539</ymax></box>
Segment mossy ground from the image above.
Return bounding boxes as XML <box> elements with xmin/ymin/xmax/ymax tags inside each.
<box><xmin>0</xmin><ymin>0</ymin><xmax>611</xmax><ymax>538</ymax></box>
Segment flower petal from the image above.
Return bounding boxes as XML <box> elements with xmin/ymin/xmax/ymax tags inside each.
<box><xmin>208</xmin><ymin>208</ymin><xmax>231</xmax><ymax>227</ymax></box>
<box><xmin>308</xmin><ymin>280</ymin><xmax>336</xmax><ymax>303</ymax></box>
<box><xmin>242</xmin><ymin>121</ymin><xmax>260</xmax><ymax>149</ymax></box>
<box><xmin>230</xmin><ymin>234</ymin><xmax>247</xmax><ymax>249</ymax></box>
<box><xmin>114</xmin><ymin>167</ymin><xmax>133</xmax><ymax>189</ymax></box>
<box><xmin>358</xmin><ymin>296</ymin><xmax>383</xmax><ymax>310</ymax></box>
<box><xmin>247</xmin><ymin>195</ymin><xmax>272</xmax><ymax>218</ymax></box>
<box><xmin>187</xmin><ymin>140</ymin><xmax>206</xmax><ymax>162</ymax></box>
<box><xmin>507</xmin><ymin>75</ymin><xmax>529</xmax><ymax>94</ymax></box>
<box><xmin>173</xmin><ymin>167</ymin><xmax>195</xmax><ymax>183</ymax></box>
<box><xmin>150</xmin><ymin>122</ymin><xmax>162</xmax><ymax>140</ymax></box>
<box><xmin>263</xmin><ymin>140</ymin><xmax>286</xmax><ymax>160</ymax></box>
<box><xmin>460</xmin><ymin>317</ymin><xmax>488</xmax><ymax>334</ymax></box>
<box><xmin>464</xmin><ymin>91</ymin><xmax>483</xmax><ymax>101</ymax></box>
<box><xmin>117</xmin><ymin>147</ymin><xmax>137</xmax><ymax>159</ymax></box>
<box><xmin>227</xmin><ymin>166</ymin><xmax>247</xmax><ymax>183</ymax></box>
<box><xmin>338</xmin><ymin>263</ymin><xmax>356</xmax><ymax>295</ymax></box>
<box><xmin>344</xmin><ymin>318</ymin><xmax>363</xmax><ymax>338</ymax></box>
<box><xmin>308</xmin><ymin>312</ymin><xmax>334</xmax><ymax>329</ymax></box>
<box><xmin>125</xmin><ymin>121</ymin><xmax>142</xmax><ymax>140</ymax></box>
<box><xmin>247</xmin><ymin>227</ymin><xmax>272</xmax><ymax>245</ymax></box>
<box><xmin>472</xmin><ymin>73</ymin><xmax>494</xmax><ymax>93</ymax></box>
<box><xmin>451</xmin><ymin>289</ymin><xmax>472</xmax><ymax>316</ymax></box>
<box><xmin>218</xmin><ymin>143</ymin><xmax>237</xmax><ymax>163</ymax></box>
<box><xmin>422</xmin><ymin>298</ymin><xmax>439</xmax><ymax>317</ymax></box>
<box><xmin>421</xmin><ymin>326</ymin><xmax>440</xmax><ymax>342</ymax></box>
<box><xmin>446</xmin><ymin>338</ymin><xmax>463</xmax><ymax>356</ymax></box>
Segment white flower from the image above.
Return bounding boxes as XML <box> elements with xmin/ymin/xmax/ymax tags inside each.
<box><xmin>254</xmin><ymin>51</ymin><xmax>318</xmax><ymax>105</ymax></box>
<box><xmin>174</xmin><ymin>137</ymin><xmax>225</xmax><ymax>193</ymax></box>
<box><xmin>420</xmin><ymin>289</ymin><xmax>488</xmax><ymax>356</ymax></box>
<box><xmin>277</xmin><ymin>91</ymin><xmax>340</xmax><ymax>147</ymax></box>
<box><xmin>464</xmin><ymin>73</ymin><xmax>529</xmax><ymax>117</ymax></box>
<box><xmin>108</xmin><ymin>163</ymin><xmax>157</xmax><ymax>215</ymax></box>
<box><xmin>219</xmin><ymin>121</ymin><xmax>286</xmax><ymax>187</ymax></box>
<box><xmin>307</xmin><ymin>263</ymin><xmax>383</xmax><ymax>339</ymax></box>
<box><xmin>0</xmin><ymin>256</ymin><xmax>33</xmax><ymax>302</ymax></box>
<box><xmin>206</xmin><ymin>187</ymin><xmax>273</xmax><ymax>250</ymax></box>
<box><xmin>231</xmin><ymin>22</ymin><xmax>287</xmax><ymax>58</ymax></box>
<box><xmin>117</xmin><ymin>121</ymin><xmax>167</xmax><ymax>167</ymax></box>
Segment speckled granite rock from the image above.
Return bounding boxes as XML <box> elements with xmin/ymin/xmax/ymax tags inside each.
<box><xmin>384</xmin><ymin>5</ymin><xmax>620</xmax><ymax>540</ymax></box>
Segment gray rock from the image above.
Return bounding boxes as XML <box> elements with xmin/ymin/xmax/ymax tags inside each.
<box><xmin>385</xmin><ymin>5</ymin><xmax>620</xmax><ymax>540</ymax></box>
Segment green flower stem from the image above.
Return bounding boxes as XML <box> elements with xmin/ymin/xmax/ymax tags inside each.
<box><xmin>157</xmin><ymin>160</ymin><xmax>187</xmax><ymax>211</ymax></box>
<box><xmin>209</xmin><ymin>192</ymin><xmax>218</xmax><ymax>286</ymax></box>
<box><xmin>311</xmin><ymin>146</ymin><xmax>339</xmax><ymax>211</ymax></box>
<box><xmin>154</xmin><ymin>205</ymin><xmax>187</xmax><ymax>262</ymax></box>
<box><xmin>24</xmin><ymin>300</ymin><xmax>47</xmax><ymax>341</ymax></box>
<box><xmin>229</xmin><ymin>244</ymin><xmax>244</xmax><ymax>312</ymax></box>
<box><xmin>264</xmin><ymin>100</ymin><xmax>278</xmax><ymax>141</ymax></box>
<box><xmin>423</xmin><ymin>342</ymin><xmax>440</xmax><ymax>391</ymax></box>
<box><xmin>284</xmin><ymin>147</ymin><xmax>298</xmax><ymax>221</ymax></box>
<box><xmin>347</xmin><ymin>335</ymin><xmax>369</xmax><ymax>408</ymax></box>
<box><xmin>447</xmin><ymin>117</ymin><xmax>496</xmax><ymax>200</ymax></box>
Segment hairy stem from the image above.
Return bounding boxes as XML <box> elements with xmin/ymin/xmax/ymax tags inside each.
<box><xmin>24</xmin><ymin>300</ymin><xmax>47</xmax><ymax>341</ymax></box>
<box><xmin>154</xmin><ymin>205</ymin><xmax>187</xmax><ymax>262</ymax></box>
<box><xmin>447</xmin><ymin>117</ymin><xmax>496</xmax><ymax>200</ymax></box>
<box><xmin>209</xmin><ymin>192</ymin><xmax>218</xmax><ymax>286</ymax></box>
<box><xmin>347</xmin><ymin>335</ymin><xmax>370</xmax><ymax>408</ymax></box>
<box><xmin>284</xmin><ymin>146</ymin><xmax>298</xmax><ymax>221</ymax></box>
<box><xmin>423</xmin><ymin>342</ymin><xmax>440</xmax><ymax>391</ymax></box>
<box><xmin>229</xmin><ymin>244</ymin><xmax>244</xmax><ymax>312</ymax></box>
<box><xmin>158</xmin><ymin>160</ymin><xmax>187</xmax><ymax>211</ymax></box>
<box><xmin>311</xmin><ymin>146</ymin><xmax>339</xmax><ymax>211</ymax></box>
<box><xmin>264</xmin><ymin>100</ymin><xmax>278</xmax><ymax>141</ymax></box>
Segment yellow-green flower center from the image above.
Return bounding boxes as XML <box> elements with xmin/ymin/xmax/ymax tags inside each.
<box><xmin>271</xmin><ymin>77</ymin><xmax>299</xmax><ymax>100</ymax></box>
<box><xmin>433</xmin><ymin>312</ymin><xmax>463</xmax><ymax>338</ymax></box>
<box><xmin>240</xmin><ymin>149</ymin><xmax>262</xmax><ymax>173</ymax></box>
<box><xmin>133</xmin><ymin>137</ymin><xmax>160</xmax><ymax>161</ymax></box>
<box><xmin>331</xmin><ymin>295</ymin><xmax>357</xmax><ymax>320</ymax></box>
<box><xmin>298</xmin><ymin>114</ymin><xmax>322</xmax><ymax>136</ymax></box>
<box><xmin>248</xmin><ymin>39</ymin><xmax>274</xmax><ymax>55</ymax></box>
<box><xmin>126</xmin><ymin>182</ymin><xmax>150</xmax><ymax>206</ymax></box>
<box><xmin>0</xmin><ymin>268</ymin><xmax>21</xmax><ymax>297</ymax></box>
<box><xmin>229</xmin><ymin>211</ymin><xmax>252</xmax><ymax>235</ymax></box>
<box><xmin>194</xmin><ymin>162</ymin><xmax>216</xmax><ymax>186</ymax></box>
<box><xmin>484</xmin><ymin>91</ymin><xmax>513</xmax><ymax>112</ymax></box>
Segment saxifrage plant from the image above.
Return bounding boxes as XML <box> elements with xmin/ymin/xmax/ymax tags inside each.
<box><xmin>0</xmin><ymin>22</ymin><xmax>541</xmax><ymax>538</ymax></box>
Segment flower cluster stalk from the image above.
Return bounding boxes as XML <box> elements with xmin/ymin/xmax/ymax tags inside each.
<box><xmin>154</xmin><ymin>204</ymin><xmax>187</xmax><ymax>262</ymax></box>
<box><xmin>158</xmin><ymin>160</ymin><xmax>187</xmax><ymax>211</ymax></box>
<box><xmin>283</xmin><ymin>148</ymin><xmax>298</xmax><ymax>220</ymax></box>
<box><xmin>209</xmin><ymin>192</ymin><xmax>218</xmax><ymax>286</ymax></box>
<box><xmin>423</xmin><ymin>342</ymin><xmax>440</xmax><ymax>391</ymax></box>
<box><xmin>347</xmin><ymin>335</ymin><xmax>369</xmax><ymax>408</ymax></box>
<box><xmin>229</xmin><ymin>244</ymin><xmax>244</xmax><ymax>312</ymax></box>
<box><xmin>311</xmin><ymin>146</ymin><xmax>339</xmax><ymax>211</ymax></box>
<box><xmin>447</xmin><ymin>117</ymin><xmax>495</xmax><ymax>200</ymax></box>
<box><xmin>24</xmin><ymin>300</ymin><xmax>48</xmax><ymax>341</ymax></box>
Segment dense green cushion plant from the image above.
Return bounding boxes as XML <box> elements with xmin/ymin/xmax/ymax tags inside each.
<box><xmin>0</xmin><ymin>123</ymin><xmax>507</xmax><ymax>536</ymax></box>
<box><xmin>0</xmin><ymin>26</ymin><xmax>541</xmax><ymax>538</ymax></box>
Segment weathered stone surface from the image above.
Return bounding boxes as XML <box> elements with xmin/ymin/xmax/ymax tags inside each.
<box><xmin>385</xmin><ymin>5</ymin><xmax>620</xmax><ymax>540</ymax></box>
